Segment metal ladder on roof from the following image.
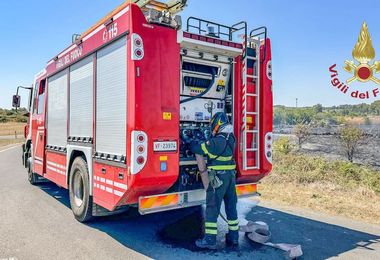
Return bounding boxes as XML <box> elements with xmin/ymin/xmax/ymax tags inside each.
<box><xmin>241</xmin><ymin>37</ymin><xmax>261</xmax><ymax>170</ymax></box>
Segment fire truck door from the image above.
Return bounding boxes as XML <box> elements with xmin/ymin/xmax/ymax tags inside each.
<box><xmin>32</xmin><ymin>80</ymin><xmax>46</xmax><ymax>175</ymax></box>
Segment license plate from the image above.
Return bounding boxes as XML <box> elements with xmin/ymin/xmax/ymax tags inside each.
<box><xmin>153</xmin><ymin>141</ymin><xmax>177</xmax><ymax>152</ymax></box>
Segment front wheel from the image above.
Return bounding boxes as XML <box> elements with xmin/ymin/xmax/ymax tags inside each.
<box><xmin>27</xmin><ymin>158</ymin><xmax>38</xmax><ymax>185</ymax></box>
<box><xmin>69</xmin><ymin>157</ymin><xmax>93</xmax><ymax>222</ymax></box>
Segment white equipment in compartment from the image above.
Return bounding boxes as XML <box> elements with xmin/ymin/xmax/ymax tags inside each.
<box><xmin>179</xmin><ymin>53</ymin><xmax>231</xmax><ymax>122</ymax></box>
<box><xmin>180</xmin><ymin>56</ymin><xmax>230</xmax><ymax>100</ymax></box>
<box><xmin>179</xmin><ymin>98</ymin><xmax>224</xmax><ymax>122</ymax></box>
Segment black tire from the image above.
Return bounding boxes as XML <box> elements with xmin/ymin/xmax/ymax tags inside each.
<box><xmin>69</xmin><ymin>157</ymin><xmax>93</xmax><ymax>223</ymax></box>
<box><xmin>27</xmin><ymin>158</ymin><xmax>38</xmax><ymax>185</ymax></box>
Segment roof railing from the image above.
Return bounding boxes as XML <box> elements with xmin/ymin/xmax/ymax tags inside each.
<box><xmin>186</xmin><ymin>17</ymin><xmax>247</xmax><ymax>43</ymax></box>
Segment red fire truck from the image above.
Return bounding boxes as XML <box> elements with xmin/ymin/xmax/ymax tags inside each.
<box><xmin>13</xmin><ymin>0</ymin><xmax>273</xmax><ymax>222</ymax></box>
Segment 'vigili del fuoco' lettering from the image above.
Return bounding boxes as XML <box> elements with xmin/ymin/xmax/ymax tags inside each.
<box><xmin>329</xmin><ymin>64</ymin><xmax>349</xmax><ymax>94</ymax></box>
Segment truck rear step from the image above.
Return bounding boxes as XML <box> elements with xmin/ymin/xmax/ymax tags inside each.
<box><xmin>138</xmin><ymin>183</ymin><xmax>258</xmax><ymax>215</ymax></box>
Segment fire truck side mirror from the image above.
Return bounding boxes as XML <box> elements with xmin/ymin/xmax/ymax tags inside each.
<box><xmin>12</xmin><ymin>95</ymin><xmax>21</xmax><ymax>108</ymax></box>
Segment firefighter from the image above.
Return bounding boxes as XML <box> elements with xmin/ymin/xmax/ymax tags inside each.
<box><xmin>190</xmin><ymin>112</ymin><xmax>239</xmax><ymax>250</ymax></box>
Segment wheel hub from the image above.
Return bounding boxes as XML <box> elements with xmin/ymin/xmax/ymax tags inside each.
<box><xmin>73</xmin><ymin>171</ymin><xmax>84</xmax><ymax>207</ymax></box>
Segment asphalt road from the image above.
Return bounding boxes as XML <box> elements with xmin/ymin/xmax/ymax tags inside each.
<box><xmin>1</xmin><ymin>145</ymin><xmax>380</xmax><ymax>260</ymax></box>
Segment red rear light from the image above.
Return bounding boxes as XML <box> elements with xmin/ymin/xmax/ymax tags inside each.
<box><xmin>137</xmin><ymin>134</ymin><xmax>145</xmax><ymax>142</ymax></box>
<box><xmin>137</xmin><ymin>145</ymin><xmax>144</xmax><ymax>153</ymax></box>
<box><xmin>135</xmin><ymin>49</ymin><xmax>143</xmax><ymax>57</ymax></box>
<box><xmin>137</xmin><ymin>156</ymin><xmax>145</xmax><ymax>165</ymax></box>
<box><xmin>135</xmin><ymin>39</ymin><xmax>142</xmax><ymax>47</ymax></box>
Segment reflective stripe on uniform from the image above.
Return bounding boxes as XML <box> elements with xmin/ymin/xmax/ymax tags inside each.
<box><xmin>205</xmin><ymin>222</ymin><xmax>217</xmax><ymax>228</ymax></box>
<box><xmin>201</xmin><ymin>143</ymin><xmax>209</xmax><ymax>155</ymax></box>
<box><xmin>200</xmin><ymin>143</ymin><xmax>232</xmax><ymax>161</ymax></box>
<box><xmin>215</xmin><ymin>156</ymin><xmax>233</xmax><ymax>162</ymax></box>
<box><xmin>229</xmin><ymin>225</ymin><xmax>239</xmax><ymax>231</ymax></box>
<box><xmin>228</xmin><ymin>219</ymin><xmax>239</xmax><ymax>225</ymax></box>
<box><xmin>205</xmin><ymin>228</ymin><xmax>218</xmax><ymax>235</ymax></box>
<box><xmin>208</xmin><ymin>165</ymin><xmax>236</xmax><ymax>170</ymax></box>
<box><xmin>228</xmin><ymin>219</ymin><xmax>239</xmax><ymax>231</ymax></box>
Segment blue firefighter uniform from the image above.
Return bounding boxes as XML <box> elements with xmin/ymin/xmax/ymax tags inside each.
<box><xmin>190</xmin><ymin>112</ymin><xmax>239</xmax><ymax>249</ymax></box>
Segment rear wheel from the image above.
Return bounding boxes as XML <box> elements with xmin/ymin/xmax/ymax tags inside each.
<box><xmin>69</xmin><ymin>157</ymin><xmax>93</xmax><ymax>222</ymax></box>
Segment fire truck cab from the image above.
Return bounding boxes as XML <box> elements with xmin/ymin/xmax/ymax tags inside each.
<box><xmin>13</xmin><ymin>0</ymin><xmax>273</xmax><ymax>221</ymax></box>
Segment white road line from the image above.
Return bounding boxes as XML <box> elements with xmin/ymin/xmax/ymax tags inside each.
<box><xmin>0</xmin><ymin>145</ymin><xmax>20</xmax><ymax>153</ymax></box>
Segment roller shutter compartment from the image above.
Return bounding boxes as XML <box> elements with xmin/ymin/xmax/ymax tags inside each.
<box><xmin>47</xmin><ymin>69</ymin><xmax>68</xmax><ymax>148</ymax></box>
<box><xmin>69</xmin><ymin>56</ymin><xmax>94</xmax><ymax>140</ymax></box>
<box><xmin>96</xmin><ymin>37</ymin><xmax>127</xmax><ymax>157</ymax></box>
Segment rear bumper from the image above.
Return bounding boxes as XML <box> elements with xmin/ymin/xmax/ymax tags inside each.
<box><xmin>138</xmin><ymin>182</ymin><xmax>258</xmax><ymax>215</ymax></box>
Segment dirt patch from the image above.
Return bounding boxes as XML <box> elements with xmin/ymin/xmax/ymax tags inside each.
<box><xmin>159</xmin><ymin>210</ymin><xmax>204</xmax><ymax>251</ymax></box>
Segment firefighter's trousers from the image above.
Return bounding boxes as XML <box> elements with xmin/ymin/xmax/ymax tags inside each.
<box><xmin>204</xmin><ymin>170</ymin><xmax>239</xmax><ymax>243</ymax></box>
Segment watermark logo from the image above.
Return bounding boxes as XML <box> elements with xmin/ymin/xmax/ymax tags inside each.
<box><xmin>329</xmin><ymin>22</ymin><xmax>380</xmax><ymax>99</ymax></box>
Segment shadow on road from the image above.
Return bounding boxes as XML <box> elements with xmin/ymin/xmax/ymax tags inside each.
<box><xmin>38</xmin><ymin>182</ymin><xmax>380</xmax><ymax>259</ymax></box>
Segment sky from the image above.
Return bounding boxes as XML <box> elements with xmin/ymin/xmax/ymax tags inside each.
<box><xmin>0</xmin><ymin>0</ymin><xmax>380</xmax><ymax>108</ymax></box>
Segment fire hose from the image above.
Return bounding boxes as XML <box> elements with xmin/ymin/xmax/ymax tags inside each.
<box><xmin>238</xmin><ymin>220</ymin><xmax>303</xmax><ymax>259</ymax></box>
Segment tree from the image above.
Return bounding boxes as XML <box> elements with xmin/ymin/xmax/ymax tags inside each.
<box><xmin>313</xmin><ymin>104</ymin><xmax>323</xmax><ymax>114</ymax></box>
<box><xmin>338</xmin><ymin>125</ymin><xmax>365</xmax><ymax>162</ymax></box>
<box><xmin>293</xmin><ymin>123</ymin><xmax>311</xmax><ymax>149</ymax></box>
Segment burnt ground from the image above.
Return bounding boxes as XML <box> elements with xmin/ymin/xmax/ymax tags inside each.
<box><xmin>274</xmin><ymin>125</ymin><xmax>380</xmax><ymax>170</ymax></box>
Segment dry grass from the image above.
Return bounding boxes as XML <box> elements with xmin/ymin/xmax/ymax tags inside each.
<box><xmin>261</xmin><ymin>153</ymin><xmax>380</xmax><ymax>225</ymax></box>
<box><xmin>345</xmin><ymin>116</ymin><xmax>380</xmax><ymax>125</ymax></box>
<box><xmin>260</xmin><ymin>182</ymin><xmax>380</xmax><ymax>225</ymax></box>
<box><xmin>0</xmin><ymin>138</ymin><xmax>24</xmax><ymax>149</ymax></box>
<box><xmin>0</xmin><ymin>122</ymin><xmax>25</xmax><ymax>136</ymax></box>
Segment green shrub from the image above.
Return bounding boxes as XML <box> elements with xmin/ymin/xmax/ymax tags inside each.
<box><xmin>273</xmin><ymin>137</ymin><xmax>294</xmax><ymax>155</ymax></box>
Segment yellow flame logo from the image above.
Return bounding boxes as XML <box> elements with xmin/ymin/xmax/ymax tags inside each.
<box><xmin>344</xmin><ymin>22</ymin><xmax>380</xmax><ymax>85</ymax></box>
<box><xmin>352</xmin><ymin>22</ymin><xmax>375</xmax><ymax>64</ymax></box>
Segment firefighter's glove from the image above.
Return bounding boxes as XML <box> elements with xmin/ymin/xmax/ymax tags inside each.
<box><xmin>208</xmin><ymin>170</ymin><xmax>223</xmax><ymax>189</ymax></box>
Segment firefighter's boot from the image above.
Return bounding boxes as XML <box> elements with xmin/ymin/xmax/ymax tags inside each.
<box><xmin>195</xmin><ymin>235</ymin><xmax>217</xmax><ymax>250</ymax></box>
<box><xmin>226</xmin><ymin>231</ymin><xmax>239</xmax><ymax>247</ymax></box>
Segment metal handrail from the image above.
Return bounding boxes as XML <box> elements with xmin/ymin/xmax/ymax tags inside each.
<box><xmin>250</xmin><ymin>26</ymin><xmax>267</xmax><ymax>61</ymax></box>
<box><xmin>186</xmin><ymin>17</ymin><xmax>247</xmax><ymax>42</ymax></box>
